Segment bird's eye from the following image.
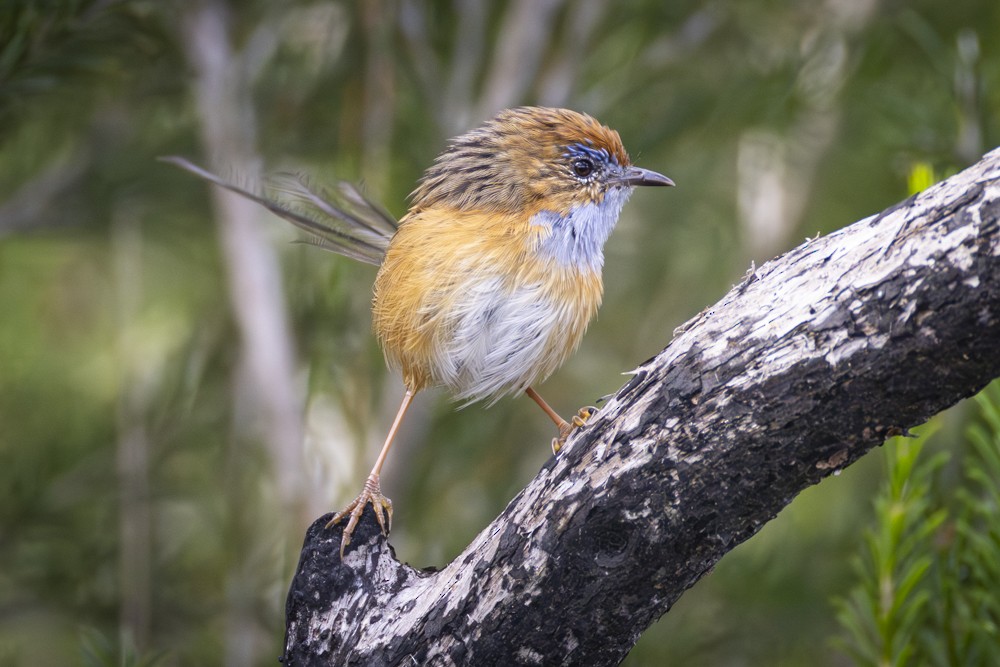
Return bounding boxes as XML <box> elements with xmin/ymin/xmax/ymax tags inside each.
<box><xmin>572</xmin><ymin>158</ymin><xmax>594</xmax><ymax>179</ymax></box>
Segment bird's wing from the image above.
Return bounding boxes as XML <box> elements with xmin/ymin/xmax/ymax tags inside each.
<box><xmin>161</xmin><ymin>156</ymin><xmax>397</xmax><ymax>266</ymax></box>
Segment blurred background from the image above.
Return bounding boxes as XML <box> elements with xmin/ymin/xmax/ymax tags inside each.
<box><xmin>1</xmin><ymin>1</ymin><xmax>999</xmax><ymax>665</ymax></box>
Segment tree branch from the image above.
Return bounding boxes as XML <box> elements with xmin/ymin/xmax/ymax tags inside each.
<box><xmin>281</xmin><ymin>148</ymin><xmax>1000</xmax><ymax>666</ymax></box>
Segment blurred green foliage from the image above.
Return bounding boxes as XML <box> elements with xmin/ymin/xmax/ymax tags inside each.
<box><xmin>835</xmin><ymin>383</ymin><xmax>1000</xmax><ymax>667</ymax></box>
<box><xmin>79</xmin><ymin>626</ymin><xmax>167</xmax><ymax>667</ymax></box>
<box><xmin>1</xmin><ymin>0</ymin><xmax>998</xmax><ymax>665</ymax></box>
<box><xmin>834</xmin><ymin>426</ymin><xmax>948</xmax><ymax>666</ymax></box>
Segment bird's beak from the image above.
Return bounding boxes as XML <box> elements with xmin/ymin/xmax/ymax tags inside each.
<box><xmin>617</xmin><ymin>166</ymin><xmax>675</xmax><ymax>187</ymax></box>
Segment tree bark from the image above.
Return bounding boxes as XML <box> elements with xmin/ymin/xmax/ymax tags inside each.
<box><xmin>281</xmin><ymin>148</ymin><xmax>1000</xmax><ymax>666</ymax></box>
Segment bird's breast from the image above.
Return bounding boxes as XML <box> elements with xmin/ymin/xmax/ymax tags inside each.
<box><xmin>372</xmin><ymin>207</ymin><xmax>604</xmax><ymax>403</ymax></box>
<box><xmin>529</xmin><ymin>187</ymin><xmax>633</xmax><ymax>273</ymax></box>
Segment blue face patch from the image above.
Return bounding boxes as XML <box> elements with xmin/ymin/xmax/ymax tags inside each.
<box><xmin>562</xmin><ymin>142</ymin><xmax>620</xmax><ymax>167</ymax></box>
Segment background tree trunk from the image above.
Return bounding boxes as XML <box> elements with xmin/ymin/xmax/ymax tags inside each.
<box><xmin>178</xmin><ymin>4</ymin><xmax>310</xmax><ymax>665</ymax></box>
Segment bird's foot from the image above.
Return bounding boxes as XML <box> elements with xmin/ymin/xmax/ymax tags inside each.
<box><xmin>325</xmin><ymin>474</ymin><xmax>393</xmax><ymax>558</ymax></box>
<box><xmin>551</xmin><ymin>406</ymin><xmax>599</xmax><ymax>454</ymax></box>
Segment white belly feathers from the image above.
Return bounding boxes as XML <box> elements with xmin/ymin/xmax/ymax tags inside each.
<box><xmin>425</xmin><ymin>275</ymin><xmax>574</xmax><ymax>405</ymax></box>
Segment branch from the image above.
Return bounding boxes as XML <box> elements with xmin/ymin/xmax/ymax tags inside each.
<box><xmin>281</xmin><ymin>149</ymin><xmax>1000</xmax><ymax>666</ymax></box>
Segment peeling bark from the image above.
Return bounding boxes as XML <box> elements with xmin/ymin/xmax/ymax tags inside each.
<box><xmin>281</xmin><ymin>148</ymin><xmax>1000</xmax><ymax>666</ymax></box>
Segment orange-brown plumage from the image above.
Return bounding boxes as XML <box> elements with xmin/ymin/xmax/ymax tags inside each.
<box><xmin>373</xmin><ymin>107</ymin><xmax>666</xmax><ymax>406</ymax></box>
<box><xmin>168</xmin><ymin>106</ymin><xmax>672</xmax><ymax>556</ymax></box>
<box><xmin>373</xmin><ymin>205</ymin><xmax>604</xmax><ymax>401</ymax></box>
<box><xmin>410</xmin><ymin>107</ymin><xmax>632</xmax><ymax>215</ymax></box>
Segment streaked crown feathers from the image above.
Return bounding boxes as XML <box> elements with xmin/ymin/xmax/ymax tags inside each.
<box><xmin>409</xmin><ymin>107</ymin><xmax>632</xmax><ymax>214</ymax></box>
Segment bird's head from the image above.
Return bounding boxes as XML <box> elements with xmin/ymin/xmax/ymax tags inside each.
<box><xmin>410</xmin><ymin>107</ymin><xmax>673</xmax><ymax>271</ymax></box>
<box><xmin>411</xmin><ymin>106</ymin><xmax>672</xmax><ymax>215</ymax></box>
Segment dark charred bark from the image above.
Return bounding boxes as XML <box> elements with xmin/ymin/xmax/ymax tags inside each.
<box><xmin>281</xmin><ymin>148</ymin><xmax>1000</xmax><ymax>666</ymax></box>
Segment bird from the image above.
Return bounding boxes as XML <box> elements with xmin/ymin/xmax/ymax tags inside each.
<box><xmin>164</xmin><ymin>106</ymin><xmax>673</xmax><ymax>557</ymax></box>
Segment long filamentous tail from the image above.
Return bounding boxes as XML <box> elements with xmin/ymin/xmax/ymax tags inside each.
<box><xmin>160</xmin><ymin>156</ymin><xmax>397</xmax><ymax>266</ymax></box>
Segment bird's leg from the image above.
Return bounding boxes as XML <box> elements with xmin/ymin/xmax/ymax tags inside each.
<box><xmin>326</xmin><ymin>389</ymin><xmax>414</xmax><ymax>558</ymax></box>
<box><xmin>525</xmin><ymin>387</ymin><xmax>596</xmax><ymax>454</ymax></box>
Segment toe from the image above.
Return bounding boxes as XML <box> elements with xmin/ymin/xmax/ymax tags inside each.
<box><xmin>325</xmin><ymin>477</ymin><xmax>394</xmax><ymax>557</ymax></box>
<box><xmin>572</xmin><ymin>406</ymin><xmax>598</xmax><ymax>427</ymax></box>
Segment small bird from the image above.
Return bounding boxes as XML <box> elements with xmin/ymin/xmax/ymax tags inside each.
<box><xmin>165</xmin><ymin>106</ymin><xmax>672</xmax><ymax>556</ymax></box>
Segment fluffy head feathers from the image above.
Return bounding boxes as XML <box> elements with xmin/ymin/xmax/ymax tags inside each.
<box><xmin>409</xmin><ymin>107</ymin><xmax>633</xmax><ymax>215</ymax></box>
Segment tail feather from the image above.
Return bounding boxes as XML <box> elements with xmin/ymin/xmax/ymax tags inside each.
<box><xmin>161</xmin><ymin>156</ymin><xmax>396</xmax><ymax>266</ymax></box>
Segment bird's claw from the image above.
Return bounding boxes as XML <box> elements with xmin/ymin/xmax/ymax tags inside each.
<box><xmin>572</xmin><ymin>406</ymin><xmax>597</xmax><ymax>428</ymax></box>
<box><xmin>325</xmin><ymin>474</ymin><xmax>393</xmax><ymax>559</ymax></box>
<box><xmin>551</xmin><ymin>406</ymin><xmax>599</xmax><ymax>454</ymax></box>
